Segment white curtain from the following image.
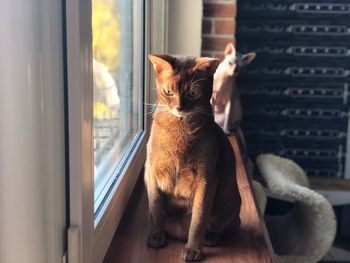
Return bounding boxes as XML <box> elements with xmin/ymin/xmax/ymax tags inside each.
<box><xmin>0</xmin><ymin>1</ymin><xmax>66</xmax><ymax>262</ymax></box>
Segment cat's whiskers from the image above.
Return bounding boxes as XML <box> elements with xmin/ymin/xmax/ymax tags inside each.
<box><xmin>168</xmin><ymin>108</ymin><xmax>187</xmax><ymax>118</ymax></box>
<box><xmin>145</xmin><ymin>102</ymin><xmax>168</xmax><ymax>117</ymax></box>
<box><xmin>193</xmin><ymin>107</ymin><xmax>212</xmax><ymax>117</ymax></box>
<box><xmin>144</xmin><ymin>102</ymin><xmax>167</xmax><ymax>107</ymax></box>
<box><xmin>146</xmin><ymin>108</ymin><xmax>168</xmax><ymax>116</ymax></box>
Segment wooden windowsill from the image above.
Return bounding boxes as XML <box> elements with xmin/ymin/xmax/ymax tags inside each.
<box><xmin>103</xmin><ymin>135</ymin><xmax>273</xmax><ymax>262</ymax></box>
<box><xmin>310</xmin><ymin>176</ymin><xmax>350</xmax><ymax>191</ymax></box>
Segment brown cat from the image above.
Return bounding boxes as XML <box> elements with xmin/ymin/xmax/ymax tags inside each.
<box><xmin>145</xmin><ymin>54</ymin><xmax>242</xmax><ymax>262</ymax></box>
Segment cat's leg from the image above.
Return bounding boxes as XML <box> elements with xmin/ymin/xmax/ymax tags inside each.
<box><xmin>165</xmin><ymin>215</ymin><xmax>220</xmax><ymax>247</ymax></box>
<box><xmin>206</xmin><ymin>210</ymin><xmax>240</xmax><ymax>245</ymax></box>
<box><xmin>182</xmin><ymin>177</ymin><xmax>217</xmax><ymax>262</ymax></box>
<box><xmin>227</xmin><ymin>216</ymin><xmax>241</xmax><ymax>234</ymax></box>
<box><xmin>223</xmin><ymin>100</ymin><xmax>231</xmax><ymax>134</ymax></box>
<box><xmin>145</xmin><ymin>166</ymin><xmax>167</xmax><ymax>248</ymax></box>
<box><xmin>204</xmin><ymin>230</ymin><xmax>220</xmax><ymax>247</ymax></box>
<box><xmin>164</xmin><ymin>214</ymin><xmax>190</xmax><ymax>241</ymax></box>
<box><xmin>214</xmin><ymin>104</ymin><xmax>225</xmax><ymax>128</ymax></box>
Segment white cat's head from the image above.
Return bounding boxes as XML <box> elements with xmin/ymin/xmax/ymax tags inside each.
<box><xmin>222</xmin><ymin>43</ymin><xmax>256</xmax><ymax>76</ymax></box>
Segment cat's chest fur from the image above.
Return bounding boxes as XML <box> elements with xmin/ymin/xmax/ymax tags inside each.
<box><xmin>148</xmin><ymin>116</ymin><xmax>212</xmax><ymax>200</ymax></box>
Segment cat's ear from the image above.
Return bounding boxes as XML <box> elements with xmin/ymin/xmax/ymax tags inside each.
<box><xmin>240</xmin><ymin>52</ymin><xmax>256</xmax><ymax>67</ymax></box>
<box><xmin>193</xmin><ymin>57</ymin><xmax>220</xmax><ymax>76</ymax></box>
<box><xmin>148</xmin><ymin>54</ymin><xmax>174</xmax><ymax>74</ymax></box>
<box><xmin>224</xmin><ymin>43</ymin><xmax>236</xmax><ymax>56</ymax></box>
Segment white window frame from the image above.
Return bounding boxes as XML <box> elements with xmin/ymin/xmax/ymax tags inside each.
<box><xmin>65</xmin><ymin>1</ymin><xmax>168</xmax><ymax>262</ymax></box>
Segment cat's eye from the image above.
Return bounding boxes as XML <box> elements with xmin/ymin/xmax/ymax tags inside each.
<box><xmin>163</xmin><ymin>87</ymin><xmax>174</xmax><ymax>96</ymax></box>
<box><xmin>186</xmin><ymin>87</ymin><xmax>200</xmax><ymax>99</ymax></box>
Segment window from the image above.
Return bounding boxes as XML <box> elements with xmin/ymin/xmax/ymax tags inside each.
<box><xmin>92</xmin><ymin>0</ymin><xmax>144</xmax><ymax>215</ymax></box>
<box><xmin>66</xmin><ymin>0</ymin><xmax>168</xmax><ymax>261</ymax></box>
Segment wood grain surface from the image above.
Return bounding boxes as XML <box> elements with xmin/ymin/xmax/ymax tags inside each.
<box><xmin>310</xmin><ymin>176</ymin><xmax>350</xmax><ymax>191</ymax></box>
<box><xmin>103</xmin><ymin>135</ymin><xmax>272</xmax><ymax>263</ymax></box>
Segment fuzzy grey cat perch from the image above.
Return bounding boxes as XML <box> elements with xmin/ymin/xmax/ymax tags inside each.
<box><xmin>254</xmin><ymin>154</ymin><xmax>337</xmax><ymax>263</ymax></box>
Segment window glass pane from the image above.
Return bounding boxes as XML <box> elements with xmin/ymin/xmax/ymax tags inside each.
<box><xmin>92</xmin><ymin>0</ymin><xmax>143</xmax><ymax>213</ymax></box>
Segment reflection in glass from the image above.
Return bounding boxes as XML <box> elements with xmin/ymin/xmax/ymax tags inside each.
<box><xmin>92</xmin><ymin>0</ymin><xmax>143</xmax><ymax>213</ymax></box>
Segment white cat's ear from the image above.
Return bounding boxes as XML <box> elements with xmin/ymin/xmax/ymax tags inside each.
<box><xmin>194</xmin><ymin>57</ymin><xmax>220</xmax><ymax>76</ymax></box>
<box><xmin>240</xmin><ymin>52</ymin><xmax>256</xmax><ymax>66</ymax></box>
<box><xmin>224</xmin><ymin>43</ymin><xmax>236</xmax><ymax>56</ymax></box>
<box><xmin>148</xmin><ymin>54</ymin><xmax>174</xmax><ymax>74</ymax></box>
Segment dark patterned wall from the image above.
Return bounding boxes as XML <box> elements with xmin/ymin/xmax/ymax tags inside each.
<box><xmin>236</xmin><ymin>0</ymin><xmax>350</xmax><ymax>178</ymax></box>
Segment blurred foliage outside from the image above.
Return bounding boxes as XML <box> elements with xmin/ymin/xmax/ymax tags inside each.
<box><xmin>92</xmin><ymin>0</ymin><xmax>120</xmax><ymax>73</ymax></box>
<box><xmin>92</xmin><ymin>0</ymin><xmax>120</xmax><ymax>119</ymax></box>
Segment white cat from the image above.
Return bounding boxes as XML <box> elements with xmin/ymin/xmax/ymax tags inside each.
<box><xmin>211</xmin><ymin>43</ymin><xmax>255</xmax><ymax>134</ymax></box>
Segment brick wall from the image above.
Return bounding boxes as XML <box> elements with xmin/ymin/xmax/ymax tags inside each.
<box><xmin>201</xmin><ymin>0</ymin><xmax>237</xmax><ymax>60</ymax></box>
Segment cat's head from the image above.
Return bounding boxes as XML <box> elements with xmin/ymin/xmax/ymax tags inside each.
<box><xmin>149</xmin><ymin>54</ymin><xmax>220</xmax><ymax>118</ymax></box>
<box><xmin>220</xmin><ymin>43</ymin><xmax>256</xmax><ymax>77</ymax></box>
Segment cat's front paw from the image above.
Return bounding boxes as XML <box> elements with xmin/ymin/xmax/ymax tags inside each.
<box><xmin>181</xmin><ymin>246</ymin><xmax>203</xmax><ymax>262</ymax></box>
<box><xmin>147</xmin><ymin>231</ymin><xmax>167</xmax><ymax>249</ymax></box>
